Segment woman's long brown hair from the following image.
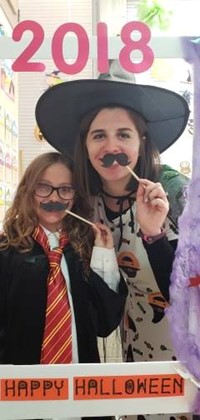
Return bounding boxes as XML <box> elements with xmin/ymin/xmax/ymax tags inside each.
<box><xmin>74</xmin><ymin>106</ymin><xmax>161</xmax><ymax>199</ymax></box>
<box><xmin>0</xmin><ymin>152</ymin><xmax>94</xmax><ymax>263</ymax></box>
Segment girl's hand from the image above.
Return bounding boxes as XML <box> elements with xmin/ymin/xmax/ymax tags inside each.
<box><xmin>136</xmin><ymin>179</ymin><xmax>169</xmax><ymax>235</ymax></box>
<box><xmin>93</xmin><ymin>222</ymin><xmax>114</xmax><ymax>249</ymax></box>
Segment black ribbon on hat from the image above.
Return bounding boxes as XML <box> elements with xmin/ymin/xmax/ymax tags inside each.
<box><xmin>40</xmin><ymin>202</ymin><xmax>69</xmax><ymax>212</ymax></box>
<box><xmin>101</xmin><ymin>153</ymin><xmax>131</xmax><ymax>167</ymax></box>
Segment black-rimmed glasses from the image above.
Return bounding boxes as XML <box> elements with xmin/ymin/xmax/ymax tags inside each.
<box><xmin>34</xmin><ymin>183</ymin><xmax>75</xmax><ymax>200</ymax></box>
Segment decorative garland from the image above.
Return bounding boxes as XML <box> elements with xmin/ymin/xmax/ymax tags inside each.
<box><xmin>167</xmin><ymin>37</ymin><xmax>200</xmax><ymax>413</ymax></box>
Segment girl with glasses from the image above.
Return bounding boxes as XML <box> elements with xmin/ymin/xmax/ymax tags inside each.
<box><xmin>0</xmin><ymin>151</ymin><xmax>127</xmax><ymax>420</ymax></box>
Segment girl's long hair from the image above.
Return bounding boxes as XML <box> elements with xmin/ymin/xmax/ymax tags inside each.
<box><xmin>74</xmin><ymin>106</ymin><xmax>161</xmax><ymax>199</ymax></box>
<box><xmin>0</xmin><ymin>152</ymin><xmax>94</xmax><ymax>263</ymax></box>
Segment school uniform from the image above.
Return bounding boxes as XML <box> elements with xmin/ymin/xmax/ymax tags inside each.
<box><xmin>0</xmin><ymin>232</ymin><xmax>127</xmax><ymax>420</ymax></box>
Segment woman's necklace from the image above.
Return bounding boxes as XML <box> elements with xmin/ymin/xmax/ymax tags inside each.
<box><xmin>102</xmin><ymin>189</ymin><xmax>136</xmax><ymax>250</ymax></box>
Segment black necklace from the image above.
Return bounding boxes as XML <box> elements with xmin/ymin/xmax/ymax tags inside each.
<box><xmin>102</xmin><ymin>189</ymin><xmax>136</xmax><ymax>203</ymax></box>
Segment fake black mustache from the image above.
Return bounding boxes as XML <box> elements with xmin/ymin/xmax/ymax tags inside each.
<box><xmin>40</xmin><ymin>202</ymin><xmax>69</xmax><ymax>212</ymax></box>
<box><xmin>101</xmin><ymin>153</ymin><xmax>131</xmax><ymax>167</ymax></box>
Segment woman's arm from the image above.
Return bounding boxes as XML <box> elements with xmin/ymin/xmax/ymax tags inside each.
<box><xmin>143</xmin><ymin>237</ymin><xmax>177</xmax><ymax>302</ymax></box>
<box><xmin>87</xmin><ymin>268</ymin><xmax>127</xmax><ymax>338</ymax></box>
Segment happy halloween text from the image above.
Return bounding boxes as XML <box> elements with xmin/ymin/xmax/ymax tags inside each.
<box><xmin>0</xmin><ymin>374</ymin><xmax>183</xmax><ymax>401</ymax></box>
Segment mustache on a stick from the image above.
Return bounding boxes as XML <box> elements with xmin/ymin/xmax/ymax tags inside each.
<box><xmin>101</xmin><ymin>153</ymin><xmax>140</xmax><ymax>183</ymax></box>
<box><xmin>40</xmin><ymin>201</ymin><xmax>94</xmax><ymax>226</ymax></box>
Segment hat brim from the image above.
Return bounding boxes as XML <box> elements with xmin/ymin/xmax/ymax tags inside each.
<box><xmin>35</xmin><ymin>79</ymin><xmax>189</xmax><ymax>155</ymax></box>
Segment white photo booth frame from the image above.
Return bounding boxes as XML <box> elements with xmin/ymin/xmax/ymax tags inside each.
<box><xmin>0</xmin><ymin>30</ymin><xmax>198</xmax><ymax>419</ymax></box>
<box><xmin>0</xmin><ymin>34</ymin><xmax>190</xmax><ymax>60</ymax></box>
<box><xmin>0</xmin><ymin>361</ymin><xmax>198</xmax><ymax>419</ymax></box>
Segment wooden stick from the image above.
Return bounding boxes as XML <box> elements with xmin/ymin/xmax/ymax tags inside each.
<box><xmin>126</xmin><ymin>165</ymin><xmax>148</xmax><ymax>193</ymax></box>
<box><xmin>65</xmin><ymin>209</ymin><xmax>95</xmax><ymax>226</ymax></box>
<box><xmin>126</xmin><ymin>165</ymin><xmax>140</xmax><ymax>182</ymax></box>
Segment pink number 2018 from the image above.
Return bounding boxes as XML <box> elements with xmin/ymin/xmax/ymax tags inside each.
<box><xmin>12</xmin><ymin>20</ymin><xmax>154</xmax><ymax>74</ymax></box>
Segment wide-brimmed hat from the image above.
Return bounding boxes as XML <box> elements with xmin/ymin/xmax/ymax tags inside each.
<box><xmin>35</xmin><ymin>61</ymin><xmax>190</xmax><ymax>155</ymax></box>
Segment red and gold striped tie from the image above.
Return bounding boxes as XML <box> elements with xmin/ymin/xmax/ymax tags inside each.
<box><xmin>33</xmin><ymin>225</ymin><xmax>72</xmax><ymax>364</ymax></box>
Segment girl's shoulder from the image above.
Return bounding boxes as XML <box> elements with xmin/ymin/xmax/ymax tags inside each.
<box><xmin>0</xmin><ymin>238</ymin><xmax>16</xmax><ymax>268</ymax></box>
<box><xmin>0</xmin><ymin>233</ymin><xmax>10</xmax><ymax>253</ymax></box>
<box><xmin>0</xmin><ymin>235</ymin><xmax>41</xmax><ymax>259</ymax></box>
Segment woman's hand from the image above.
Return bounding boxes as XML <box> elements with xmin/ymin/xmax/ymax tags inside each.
<box><xmin>136</xmin><ymin>179</ymin><xmax>169</xmax><ymax>235</ymax></box>
<box><xmin>93</xmin><ymin>222</ymin><xmax>114</xmax><ymax>249</ymax></box>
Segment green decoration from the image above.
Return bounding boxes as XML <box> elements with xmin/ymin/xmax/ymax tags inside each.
<box><xmin>137</xmin><ymin>0</ymin><xmax>173</xmax><ymax>31</ymax></box>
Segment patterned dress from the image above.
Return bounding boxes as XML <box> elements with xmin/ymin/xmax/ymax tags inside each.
<box><xmin>94</xmin><ymin>195</ymin><xmax>176</xmax><ymax>359</ymax></box>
